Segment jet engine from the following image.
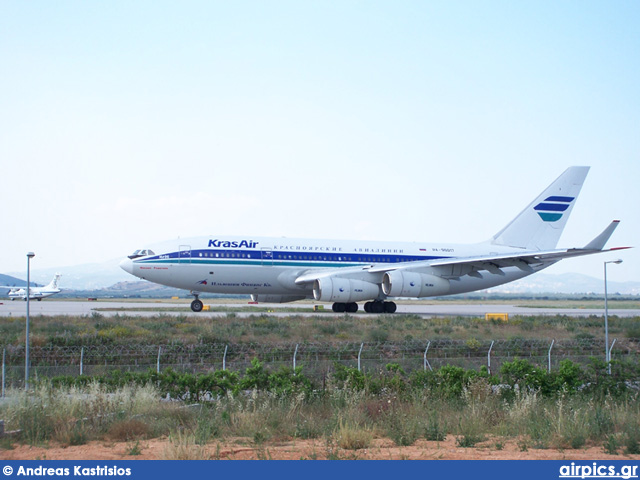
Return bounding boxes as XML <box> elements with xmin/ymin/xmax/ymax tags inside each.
<box><xmin>382</xmin><ymin>271</ymin><xmax>450</xmax><ymax>298</ymax></box>
<box><xmin>250</xmin><ymin>294</ymin><xmax>307</xmax><ymax>303</ymax></box>
<box><xmin>313</xmin><ymin>277</ymin><xmax>380</xmax><ymax>303</ymax></box>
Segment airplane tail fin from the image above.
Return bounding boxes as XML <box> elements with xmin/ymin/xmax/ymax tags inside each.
<box><xmin>46</xmin><ymin>274</ymin><xmax>61</xmax><ymax>290</ymax></box>
<box><xmin>490</xmin><ymin>166</ymin><xmax>590</xmax><ymax>250</ymax></box>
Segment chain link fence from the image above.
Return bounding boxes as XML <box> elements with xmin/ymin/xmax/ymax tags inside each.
<box><xmin>2</xmin><ymin>338</ymin><xmax>639</xmax><ymax>389</ymax></box>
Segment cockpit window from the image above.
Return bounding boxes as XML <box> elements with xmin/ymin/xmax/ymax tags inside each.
<box><xmin>128</xmin><ymin>249</ymin><xmax>155</xmax><ymax>259</ymax></box>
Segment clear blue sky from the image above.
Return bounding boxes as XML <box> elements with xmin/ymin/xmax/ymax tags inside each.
<box><xmin>1</xmin><ymin>1</ymin><xmax>638</xmax><ymax>282</ymax></box>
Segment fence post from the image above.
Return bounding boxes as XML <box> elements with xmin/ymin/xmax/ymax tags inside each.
<box><xmin>608</xmin><ymin>339</ymin><xmax>617</xmax><ymax>375</ymax></box>
<box><xmin>357</xmin><ymin>343</ymin><xmax>364</xmax><ymax>372</ymax></box>
<box><xmin>80</xmin><ymin>347</ymin><xmax>84</xmax><ymax>376</ymax></box>
<box><xmin>423</xmin><ymin>341</ymin><xmax>432</xmax><ymax>372</ymax></box>
<box><xmin>293</xmin><ymin>344</ymin><xmax>299</xmax><ymax>373</ymax></box>
<box><xmin>157</xmin><ymin>347</ymin><xmax>162</xmax><ymax>374</ymax></box>
<box><xmin>223</xmin><ymin>345</ymin><xmax>228</xmax><ymax>371</ymax></box>
<box><xmin>548</xmin><ymin>339</ymin><xmax>555</xmax><ymax>373</ymax></box>
<box><xmin>487</xmin><ymin>341</ymin><xmax>494</xmax><ymax>375</ymax></box>
<box><xmin>2</xmin><ymin>349</ymin><xmax>5</xmax><ymax>398</ymax></box>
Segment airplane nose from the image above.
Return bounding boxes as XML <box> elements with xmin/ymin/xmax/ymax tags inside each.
<box><xmin>119</xmin><ymin>258</ymin><xmax>134</xmax><ymax>275</ymax></box>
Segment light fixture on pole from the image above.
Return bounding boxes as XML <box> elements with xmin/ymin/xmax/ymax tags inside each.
<box><xmin>25</xmin><ymin>252</ymin><xmax>35</xmax><ymax>391</ymax></box>
<box><xmin>604</xmin><ymin>259</ymin><xmax>622</xmax><ymax>375</ymax></box>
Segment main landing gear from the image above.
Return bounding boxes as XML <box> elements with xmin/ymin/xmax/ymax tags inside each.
<box><xmin>331</xmin><ymin>302</ymin><xmax>358</xmax><ymax>313</ymax></box>
<box><xmin>364</xmin><ymin>300</ymin><xmax>397</xmax><ymax>313</ymax></box>
<box><xmin>331</xmin><ymin>300</ymin><xmax>397</xmax><ymax>314</ymax></box>
<box><xmin>190</xmin><ymin>292</ymin><xmax>204</xmax><ymax>312</ymax></box>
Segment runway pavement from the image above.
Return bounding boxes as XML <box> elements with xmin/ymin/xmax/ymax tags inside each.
<box><xmin>1</xmin><ymin>299</ymin><xmax>638</xmax><ymax>318</ymax></box>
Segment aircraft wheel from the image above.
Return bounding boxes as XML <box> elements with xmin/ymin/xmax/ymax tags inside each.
<box><xmin>332</xmin><ymin>302</ymin><xmax>346</xmax><ymax>313</ymax></box>
<box><xmin>190</xmin><ymin>299</ymin><xmax>204</xmax><ymax>312</ymax></box>
<box><xmin>384</xmin><ymin>301</ymin><xmax>397</xmax><ymax>313</ymax></box>
<box><xmin>366</xmin><ymin>301</ymin><xmax>384</xmax><ymax>314</ymax></box>
<box><xmin>346</xmin><ymin>302</ymin><xmax>358</xmax><ymax>313</ymax></box>
<box><xmin>37</xmin><ymin>298</ymin><xmax>42</xmax><ymax>301</ymax></box>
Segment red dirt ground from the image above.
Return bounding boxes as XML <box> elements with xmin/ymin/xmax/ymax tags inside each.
<box><xmin>2</xmin><ymin>436</ymin><xmax>639</xmax><ymax>460</ymax></box>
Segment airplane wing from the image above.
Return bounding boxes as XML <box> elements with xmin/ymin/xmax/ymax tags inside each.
<box><xmin>374</xmin><ymin>221</ymin><xmax>630</xmax><ymax>279</ymax></box>
<box><xmin>294</xmin><ymin>221</ymin><xmax>630</xmax><ymax>284</ymax></box>
<box><xmin>375</xmin><ymin>245</ymin><xmax>630</xmax><ymax>278</ymax></box>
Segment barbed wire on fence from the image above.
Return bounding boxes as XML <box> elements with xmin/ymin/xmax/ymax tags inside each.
<box><xmin>1</xmin><ymin>338</ymin><xmax>638</xmax><ymax>373</ymax></box>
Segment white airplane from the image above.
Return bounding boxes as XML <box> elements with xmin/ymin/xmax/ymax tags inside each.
<box><xmin>1</xmin><ymin>274</ymin><xmax>62</xmax><ymax>301</ymax></box>
<box><xmin>120</xmin><ymin>167</ymin><xmax>628</xmax><ymax>313</ymax></box>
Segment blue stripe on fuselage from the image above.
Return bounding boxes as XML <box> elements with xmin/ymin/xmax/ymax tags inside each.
<box><xmin>136</xmin><ymin>249</ymin><xmax>450</xmax><ymax>267</ymax></box>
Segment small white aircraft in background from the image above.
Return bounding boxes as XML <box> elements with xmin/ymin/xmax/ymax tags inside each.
<box><xmin>0</xmin><ymin>274</ymin><xmax>62</xmax><ymax>301</ymax></box>
<box><xmin>120</xmin><ymin>167</ymin><xmax>629</xmax><ymax>313</ymax></box>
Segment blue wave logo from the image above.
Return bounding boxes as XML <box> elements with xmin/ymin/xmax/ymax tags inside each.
<box><xmin>534</xmin><ymin>196</ymin><xmax>574</xmax><ymax>222</ymax></box>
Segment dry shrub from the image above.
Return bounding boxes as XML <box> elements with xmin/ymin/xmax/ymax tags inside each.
<box><xmin>333</xmin><ymin>419</ymin><xmax>373</xmax><ymax>450</ymax></box>
<box><xmin>52</xmin><ymin>419</ymin><xmax>88</xmax><ymax>447</ymax></box>
<box><xmin>161</xmin><ymin>430</ymin><xmax>210</xmax><ymax>460</ymax></box>
<box><xmin>108</xmin><ymin>419</ymin><xmax>150</xmax><ymax>441</ymax></box>
<box><xmin>363</xmin><ymin>398</ymin><xmax>392</xmax><ymax>421</ymax></box>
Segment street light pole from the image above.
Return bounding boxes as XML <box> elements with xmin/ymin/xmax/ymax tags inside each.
<box><xmin>25</xmin><ymin>252</ymin><xmax>35</xmax><ymax>391</ymax></box>
<box><xmin>604</xmin><ymin>259</ymin><xmax>622</xmax><ymax>375</ymax></box>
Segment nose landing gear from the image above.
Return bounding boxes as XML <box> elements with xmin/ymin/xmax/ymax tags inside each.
<box><xmin>190</xmin><ymin>292</ymin><xmax>204</xmax><ymax>312</ymax></box>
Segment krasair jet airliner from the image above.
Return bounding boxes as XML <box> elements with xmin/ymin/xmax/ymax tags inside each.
<box><xmin>120</xmin><ymin>167</ymin><xmax>628</xmax><ymax>313</ymax></box>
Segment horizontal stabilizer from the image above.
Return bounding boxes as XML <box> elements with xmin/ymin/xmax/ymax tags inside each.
<box><xmin>583</xmin><ymin>221</ymin><xmax>620</xmax><ymax>250</ymax></box>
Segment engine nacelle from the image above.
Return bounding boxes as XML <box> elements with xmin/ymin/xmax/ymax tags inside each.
<box><xmin>313</xmin><ymin>277</ymin><xmax>380</xmax><ymax>303</ymax></box>
<box><xmin>382</xmin><ymin>271</ymin><xmax>450</xmax><ymax>298</ymax></box>
<box><xmin>250</xmin><ymin>294</ymin><xmax>307</xmax><ymax>304</ymax></box>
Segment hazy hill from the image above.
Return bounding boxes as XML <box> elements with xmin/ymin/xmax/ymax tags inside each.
<box><xmin>489</xmin><ymin>272</ymin><xmax>640</xmax><ymax>295</ymax></box>
<box><xmin>6</xmin><ymin>258</ymin><xmax>130</xmax><ymax>290</ymax></box>
<box><xmin>0</xmin><ymin>274</ymin><xmax>39</xmax><ymax>288</ymax></box>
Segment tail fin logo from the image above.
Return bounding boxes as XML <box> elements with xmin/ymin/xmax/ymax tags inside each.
<box><xmin>534</xmin><ymin>196</ymin><xmax>575</xmax><ymax>222</ymax></box>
